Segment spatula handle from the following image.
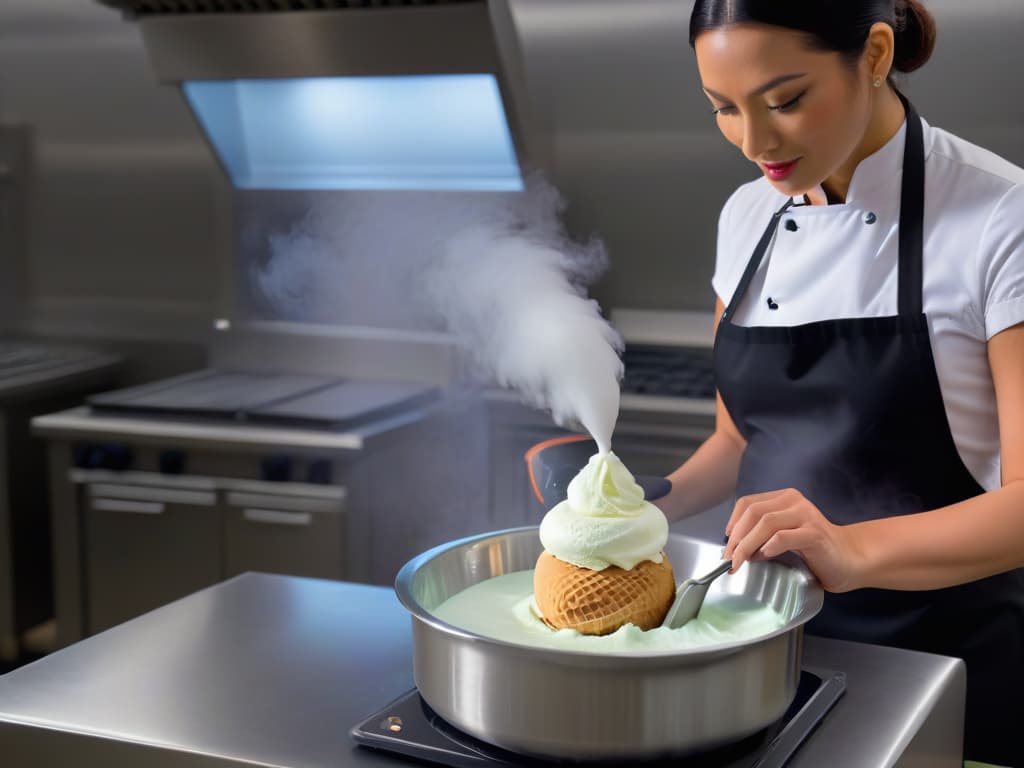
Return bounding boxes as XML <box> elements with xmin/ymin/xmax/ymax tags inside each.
<box><xmin>694</xmin><ymin>560</ymin><xmax>733</xmax><ymax>585</ymax></box>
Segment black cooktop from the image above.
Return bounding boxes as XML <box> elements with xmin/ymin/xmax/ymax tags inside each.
<box><xmin>87</xmin><ymin>368</ymin><xmax>438</xmax><ymax>430</ymax></box>
<box><xmin>621</xmin><ymin>344</ymin><xmax>715</xmax><ymax>399</ymax></box>
<box><xmin>351</xmin><ymin>668</ymin><xmax>845</xmax><ymax>768</ymax></box>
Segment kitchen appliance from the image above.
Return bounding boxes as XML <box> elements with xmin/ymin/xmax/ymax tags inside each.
<box><xmin>394</xmin><ymin>527</ymin><xmax>823</xmax><ymax>759</ymax></box>
<box><xmin>0</xmin><ymin>340</ymin><xmax>122</xmax><ymax>660</ymax></box>
<box><xmin>352</xmin><ymin>667</ymin><xmax>845</xmax><ymax>767</ymax></box>
<box><xmin>622</xmin><ymin>342</ymin><xmax>716</xmax><ymax>400</ymax></box>
<box><xmin>32</xmin><ymin>367</ymin><xmax>491</xmax><ymax>647</ymax></box>
<box><xmin>95</xmin><ymin>0</ymin><xmax>536</xmax><ymax>202</ymax></box>
<box><xmin>612</xmin><ymin>308</ymin><xmax>718</xmax><ymax>413</ymax></box>
<box><xmin>87</xmin><ymin>367</ymin><xmax>438</xmax><ymax>430</ymax></box>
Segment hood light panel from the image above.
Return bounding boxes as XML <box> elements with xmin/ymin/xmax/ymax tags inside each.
<box><xmin>183</xmin><ymin>74</ymin><xmax>523</xmax><ymax>191</ymax></box>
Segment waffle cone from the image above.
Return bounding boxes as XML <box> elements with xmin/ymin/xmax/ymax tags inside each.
<box><xmin>533</xmin><ymin>550</ymin><xmax>676</xmax><ymax>636</ymax></box>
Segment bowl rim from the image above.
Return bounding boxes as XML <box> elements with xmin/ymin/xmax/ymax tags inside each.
<box><xmin>394</xmin><ymin>526</ymin><xmax>824</xmax><ymax>662</ymax></box>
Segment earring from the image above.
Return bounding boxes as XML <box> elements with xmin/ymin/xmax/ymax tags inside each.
<box><xmin>873</xmin><ymin>77</ymin><xmax>883</xmax><ymax>88</ymax></box>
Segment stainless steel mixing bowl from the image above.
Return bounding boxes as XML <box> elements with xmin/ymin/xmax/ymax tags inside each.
<box><xmin>395</xmin><ymin>527</ymin><xmax>823</xmax><ymax>759</ymax></box>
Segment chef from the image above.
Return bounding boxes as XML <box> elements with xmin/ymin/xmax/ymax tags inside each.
<box><xmin>654</xmin><ymin>2</ymin><xmax>1024</xmax><ymax>765</ymax></box>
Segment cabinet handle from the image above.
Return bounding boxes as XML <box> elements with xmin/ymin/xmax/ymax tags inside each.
<box><xmin>242</xmin><ymin>508</ymin><xmax>313</xmax><ymax>527</ymax></box>
<box><xmin>227</xmin><ymin>491</ymin><xmax>340</xmax><ymax>514</ymax></box>
<box><xmin>91</xmin><ymin>498</ymin><xmax>165</xmax><ymax>515</ymax></box>
<box><xmin>87</xmin><ymin>483</ymin><xmax>216</xmax><ymax>507</ymax></box>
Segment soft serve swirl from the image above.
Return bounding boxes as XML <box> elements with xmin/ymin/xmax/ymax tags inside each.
<box><xmin>538</xmin><ymin>452</ymin><xmax>668</xmax><ymax>570</ymax></box>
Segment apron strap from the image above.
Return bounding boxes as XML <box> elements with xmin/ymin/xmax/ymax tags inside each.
<box><xmin>722</xmin><ymin>199</ymin><xmax>793</xmax><ymax>322</ymax></box>
<box><xmin>897</xmin><ymin>94</ymin><xmax>925</xmax><ymax>316</ymax></box>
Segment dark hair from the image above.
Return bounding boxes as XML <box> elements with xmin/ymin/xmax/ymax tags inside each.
<box><xmin>689</xmin><ymin>0</ymin><xmax>937</xmax><ymax>74</ymax></box>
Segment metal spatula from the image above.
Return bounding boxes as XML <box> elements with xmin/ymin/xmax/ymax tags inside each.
<box><xmin>661</xmin><ymin>560</ymin><xmax>733</xmax><ymax>629</ymax></box>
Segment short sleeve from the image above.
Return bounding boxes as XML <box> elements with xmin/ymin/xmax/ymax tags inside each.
<box><xmin>980</xmin><ymin>183</ymin><xmax>1024</xmax><ymax>339</ymax></box>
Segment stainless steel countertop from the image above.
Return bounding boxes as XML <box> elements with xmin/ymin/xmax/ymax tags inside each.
<box><xmin>30</xmin><ymin>404</ymin><xmax>435</xmax><ymax>452</ymax></box>
<box><xmin>0</xmin><ymin>573</ymin><xmax>965</xmax><ymax>767</ymax></box>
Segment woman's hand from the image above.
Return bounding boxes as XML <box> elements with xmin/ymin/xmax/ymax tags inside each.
<box><xmin>723</xmin><ymin>488</ymin><xmax>866</xmax><ymax>592</ymax></box>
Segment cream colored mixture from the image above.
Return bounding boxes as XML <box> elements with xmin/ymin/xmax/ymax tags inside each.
<box><xmin>432</xmin><ymin>570</ymin><xmax>788</xmax><ymax>653</ymax></box>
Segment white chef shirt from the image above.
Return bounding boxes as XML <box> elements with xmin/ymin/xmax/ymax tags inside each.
<box><xmin>712</xmin><ymin>117</ymin><xmax>1024</xmax><ymax>492</ymax></box>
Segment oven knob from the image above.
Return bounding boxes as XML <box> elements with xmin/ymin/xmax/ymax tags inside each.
<box><xmin>73</xmin><ymin>444</ymin><xmax>103</xmax><ymax>469</ymax></box>
<box><xmin>307</xmin><ymin>458</ymin><xmax>332</xmax><ymax>485</ymax></box>
<box><xmin>261</xmin><ymin>455</ymin><xmax>292</xmax><ymax>483</ymax></box>
<box><xmin>159</xmin><ymin>449</ymin><xmax>186</xmax><ymax>475</ymax></box>
<box><xmin>101</xmin><ymin>443</ymin><xmax>133</xmax><ymax>471</ymax></box>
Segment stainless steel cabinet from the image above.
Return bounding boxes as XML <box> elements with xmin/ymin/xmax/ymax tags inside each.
<box><xmin>224</xmin><ymin>489</ymin><xmax>345</xmax><ymax>580</ymax></box>
<box><xmin>83</xmin><ymin>482</ymin><xmax>221</xmax><ymax>634</ymax></box>
<box><xmin>76</xmin><ymin>473</ymin><xmax>347</xmax><ymax>635</ymax></box>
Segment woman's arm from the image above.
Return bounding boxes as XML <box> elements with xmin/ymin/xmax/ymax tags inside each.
<box><xmin>846</xmin><ymin>321</ymin><xmax>1024</xmax><ymax>589</ymax></box>
<box><xmin>655</xmin><ymin>298</ymin><xmax>748</xmax><ymax>523</ymax></box>
<box><xmin>724</xmin><ymin>322</ymin><xmax>1024</xmax><ymax>592</ymax></box>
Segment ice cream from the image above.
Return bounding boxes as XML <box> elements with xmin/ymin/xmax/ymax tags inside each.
<box><xmin>533</xmin><ymin>452</ymin><xmax>675</xmax><ymax>634</ymax></box>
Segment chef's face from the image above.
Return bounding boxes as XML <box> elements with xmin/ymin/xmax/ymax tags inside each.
<box><xmin>694</xmin><ymin>24</ymin><xmax>873</xmax><ymax>197</ymax></box>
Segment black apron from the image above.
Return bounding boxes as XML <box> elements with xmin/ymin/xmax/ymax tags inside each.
<box><xmin>713</xmin><ymin>97</ymin><xmax>1024</xmax><ymax>766</ymax></box>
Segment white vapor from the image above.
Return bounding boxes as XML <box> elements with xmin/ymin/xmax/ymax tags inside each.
<box><xmin>252</xmin><ymin>177</ymin><xmax>624</xmax><ymax>453</ymax></box>
<box><xmin>423</xmin><ymin>179</ymin><xmax>623</xmax><ymax>454</ymax></box>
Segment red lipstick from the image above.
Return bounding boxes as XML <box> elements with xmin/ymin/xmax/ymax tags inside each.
<box><xmin>762</xmin><ymin>159</ymin><xmax>799</xmax><ymax>181</ymax></box>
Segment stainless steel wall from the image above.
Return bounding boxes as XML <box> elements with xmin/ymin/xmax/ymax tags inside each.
<box><xmin>0</xmin><ymin>0</ymin><xmax>1020</xmax><ymax>354</ymax></box>
<box><xmin>0</xmin><ymin>0</ymin><xmax>225</xmax><ymax>353</ymax></box>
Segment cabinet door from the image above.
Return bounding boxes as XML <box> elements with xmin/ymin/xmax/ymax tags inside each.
<box><xmin>83</xmin><ymin>484</ymin><xmax>221</xmax><ymax>634</ymax></box>
<box><xmin>224</xmin><ymin>491</ymin><xmax>344</xmax><ymax>581</ymax></box>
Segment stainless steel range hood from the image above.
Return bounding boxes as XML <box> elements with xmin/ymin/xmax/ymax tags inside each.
<box><xmin>97</xmin><ymin>0</ymin><xmax>540</xmax><ymax>192</ymax></box>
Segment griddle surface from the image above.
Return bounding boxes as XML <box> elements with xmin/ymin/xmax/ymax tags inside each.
<box><xmin>88</xmin><ymin>369</ymin><xmax>436</xmax><ymax>429</ymax></box>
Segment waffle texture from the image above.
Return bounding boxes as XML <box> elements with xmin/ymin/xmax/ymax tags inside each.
<box><xmin>533</xmin><ymin>550</ymin><xmax>676</xmax><ymax>635</ymax></box>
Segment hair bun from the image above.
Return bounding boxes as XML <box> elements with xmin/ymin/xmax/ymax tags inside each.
<box><xmin>893</xmin><ymin>0</ymin><xmax>937</xmax><ymax>73</ymax></box>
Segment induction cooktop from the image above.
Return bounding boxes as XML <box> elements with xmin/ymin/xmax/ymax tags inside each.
<box><xmin>351</xmin><ymin>667</ymin><xmax>845</xmax><ymax>768</ymax></box>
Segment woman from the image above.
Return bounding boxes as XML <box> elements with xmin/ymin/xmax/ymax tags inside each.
<box><xmin>656</xmin><ymin>1</ymin><xmax>1024</xmax><ymax>765</ymax></box>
